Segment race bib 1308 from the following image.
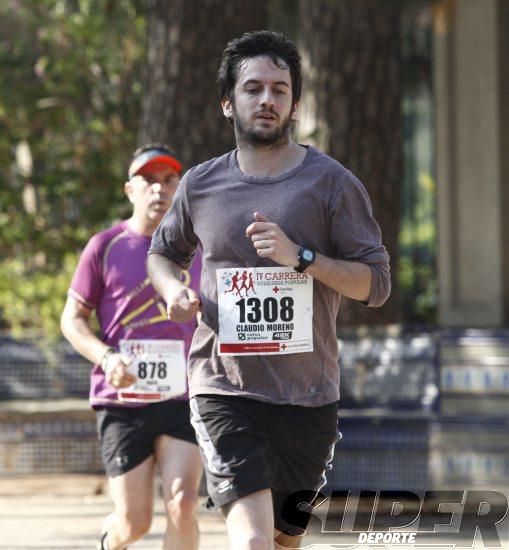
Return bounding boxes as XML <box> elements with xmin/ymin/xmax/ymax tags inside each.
<box><xmin>217</xmin><ymin>267</ymin><xmax>313</xmax><ymax>356</ymax></box>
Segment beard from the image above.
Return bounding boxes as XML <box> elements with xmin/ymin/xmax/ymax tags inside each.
<box><xmin>232</xmin><ymin>105</ymin><xmax>293</xmax><ymax>148</ymax></box>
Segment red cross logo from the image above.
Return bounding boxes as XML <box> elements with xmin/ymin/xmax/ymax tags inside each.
<box><xmin>281</xmin><ymin>344</ymin><xmax>287</xmax><ymax>351</ymax></box>
<box><xmin>273</xmin><ymin>287</ymin><xmax>280</xmax><ymax>293</ymax></box>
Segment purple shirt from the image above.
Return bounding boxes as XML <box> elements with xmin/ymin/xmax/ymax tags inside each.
<box><xmin>69</xmin><ymin>221</ymin><xmax>201</xmax><ymax>408</ymax></box>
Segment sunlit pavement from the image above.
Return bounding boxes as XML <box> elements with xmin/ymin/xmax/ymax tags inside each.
<box><xmin>0</xmin><ymin>475</ymin><xmax>507</xmax><ymax>549</ymax></box>
<box><xmin>0</xmin><ymin>490</ymin><xmax>228</xmax><ymax>549</ymax></box>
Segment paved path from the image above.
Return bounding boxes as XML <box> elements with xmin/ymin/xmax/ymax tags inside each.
<box><xmin>0</xmin><ymin>474</ymin><xmax>227</xmax><ymax>549</ymax></box>
<box><xmin>0</xmin><ymin>475</ymin><xmax>507</xmax><ymax>549</ymax></box>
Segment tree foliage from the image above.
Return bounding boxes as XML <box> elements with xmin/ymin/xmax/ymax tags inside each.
<box><xmin>0</xmin><ymin>0</ymin><xmax>145</xmax><ymax>336</ymax></box>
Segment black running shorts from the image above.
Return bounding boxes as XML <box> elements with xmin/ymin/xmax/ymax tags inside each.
<box><xmin>190</xmin><ymin>394</ymin><xmax>340</xmax><ymax>536</ymax></box>
<box><xmin>96</xmin><ymin>399</ymin><xmax>197</xmax><ymax>478</ymax></box>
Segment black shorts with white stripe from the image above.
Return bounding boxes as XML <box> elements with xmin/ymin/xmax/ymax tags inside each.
<box><xmin>190</xmin><ymin>394</ymin><xmax>340</xmax><ymax>536</ymax></box>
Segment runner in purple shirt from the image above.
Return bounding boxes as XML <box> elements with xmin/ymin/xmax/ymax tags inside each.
<box><xmin>61</xmin><ymin>145</ymin><xmax>202</xmax><ymax>550</ymax></box>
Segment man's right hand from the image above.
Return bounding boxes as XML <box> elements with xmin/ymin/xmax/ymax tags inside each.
<box><xmin>103</xmin><ymin>353</ymin><xmax>136</xmax><ymax>389</ymax></box>
<box><xmin>166</xmin><ymin>284</ymin><xmax>201</xmax><ymax>323</ymax></box>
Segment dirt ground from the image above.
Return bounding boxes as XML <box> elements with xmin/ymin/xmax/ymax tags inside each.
<box><xmin>0</xmin><ymin>474</ymin><xmax>507</xmax><ymax>550</ymax></box>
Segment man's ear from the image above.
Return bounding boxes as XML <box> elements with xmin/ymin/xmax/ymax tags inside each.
<box><xmin>124</xmin><ymin>180</ymin><xmax>134</xmax><ymax>204</ymax></box>
<box><xmin>291</xmin><ymin>102</ymin><xmax>299</xmax><ymax>121</ymax></box>
<box><xmin>222</xmin><ymin>98</ymin><xmax>233</xmax><ymax>121</ymax></box>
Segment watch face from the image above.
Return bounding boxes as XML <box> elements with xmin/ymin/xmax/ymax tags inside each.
<box><xmin>303</xmin><ymin>249</ymin><xmax>314</xmax><ymax>261</ymax></box>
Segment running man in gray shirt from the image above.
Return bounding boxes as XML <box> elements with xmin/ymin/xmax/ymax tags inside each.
<box><xmin>148</xmin><ymin>30</ymin><xmax>390</xmax><ymax>550</ymax></box>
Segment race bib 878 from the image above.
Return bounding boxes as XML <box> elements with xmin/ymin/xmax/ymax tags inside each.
<box><xmin>117</xmin><ymin>339</ymin><xmax>187</xmax><ymax>402</ymax></box>
<box><xmin>217</xmin><ymin>267</ymin><xmax>313</xmax><ymax>355</ymax></box>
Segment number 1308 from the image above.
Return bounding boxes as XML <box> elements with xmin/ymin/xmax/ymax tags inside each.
<box><xmin>235</xmin><ymin>297</ymin><xmax>294</xmax><ymax>323</ymax></box>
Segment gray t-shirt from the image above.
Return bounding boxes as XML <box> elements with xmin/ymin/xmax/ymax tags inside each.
<box><xmin>149</xmin><ymin>145</ymin><xmax>390</xmax><ymax>406</ymax></box>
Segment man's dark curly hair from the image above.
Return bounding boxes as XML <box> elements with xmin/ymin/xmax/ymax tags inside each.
<box><xmin>217</xmin><ymin>30</ymin><xmax>302</xmax><ymax>105</ymax></box>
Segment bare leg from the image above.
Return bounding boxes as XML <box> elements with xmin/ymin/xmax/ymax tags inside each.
<box><xmin>155</xmin><ymin>435</ymin><xmax>202</xmax><ymax>550</ymax></box>
<box><xmin>223</xmin><ymin>489</ymin><xmax>275</xmax><ymax>550</ymax></box>
<box><xmin>102</xmin><ymin>456</ymin><xmax>155</xmax><ymax>549</ymax></box>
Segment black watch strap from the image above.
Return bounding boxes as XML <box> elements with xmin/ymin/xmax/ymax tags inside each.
<box><xmin>295</xmin><ymin>246</ymin><xmax>316</xmax><ymax>273</ymax></box>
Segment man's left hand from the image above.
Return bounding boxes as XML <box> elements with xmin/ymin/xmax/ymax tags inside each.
<box><xmin>246</xmin><ymin>212</ymin><xmax>299</xmax><ymax>267</ymax></box>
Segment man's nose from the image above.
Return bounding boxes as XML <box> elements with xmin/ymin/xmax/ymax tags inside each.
<box><xmin>259</xmin><ymin>88</ymin><xmax>275</xmax><ymax>108</ymax></box>
<box><xmin>151</xmin><ymin>181</ymin><xmax>162</xmax><ymax>192</ymax></box>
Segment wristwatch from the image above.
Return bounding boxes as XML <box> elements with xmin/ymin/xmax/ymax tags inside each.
<box><xmin>295</xmin><ymin>246</ymin><xmax>316</xmax><ymax>273</ymax></box>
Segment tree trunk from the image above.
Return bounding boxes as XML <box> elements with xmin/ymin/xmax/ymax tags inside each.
<box><xmin>138</xmin><ymin>0</ymin><xmax>268</xmax><ymax>168</ymax></box>
<box><xmin>299</xmin><ymin>0</ymin><xmax>403</xmax><ymax>325</ymax></box>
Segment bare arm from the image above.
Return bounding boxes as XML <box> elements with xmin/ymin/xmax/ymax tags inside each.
<box><xmin>60</xmin><ymin>296</ymin><xmax>109</xmax><ymax>364</ymax></box>
<box><xmin>147</xmin><ymin>253</ymin><xmax>201</xmax><ymax>322</ymax></box>
<box><xmin>60</xmin><ymin>296</ymin><xmax>135</xmax><ymax>388</ymax></box>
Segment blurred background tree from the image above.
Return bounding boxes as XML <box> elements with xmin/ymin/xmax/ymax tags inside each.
<box><xmin>0</xmin><ymin>0</ymin><xmax>145</xmax><ymax>337</ymax></box>
<box><xmin>138</xmin><ymin>0</ymin><xmax>268</xmax><ymax>167</ymax></box>
<box><xmin>0</xmin><ymin>0</ymin><xmax>436</xmax><ymax>338</ymax></box>
<box><xmin>298</xmin><ymin>0</ymin><xmax>435</xmax><ymax>326</ymax></box>
<box><xmin>299</xmin><ymin>0</ymin><xmax>403</xmax><ymax>325</ymax></box>
<box><xmin>399</xmin><ymin>5</ymin><xmax>436</xmax><ymax>325</ymax></box>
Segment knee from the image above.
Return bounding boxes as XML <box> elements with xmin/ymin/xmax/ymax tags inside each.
<box><xmin>168</xmin><ymin>488</ymin><xmax>198</xmax><ymax>531</ymax></box>
<box><xmin>237</xmin><ymin>532</ymin><xmax>272</xmax><ymax>550</ymax></box>
<box><xmin>229</xmin><ymin>530</ymin><xmax>274</xmax><ymax>550</ymax></box>
<box><xmin>117</xmin><ymin>510</ymin><xmax>152</xmax><ymax>542</ymax></box>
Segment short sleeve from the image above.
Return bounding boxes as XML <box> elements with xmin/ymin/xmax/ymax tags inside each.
<box><xmin>68</xmin><ymin>234</ymin><xmax>105</xmax><ymax>309</ymax></box>
<box><xmin>330</xmin><ymin>173</ymin><xmax>391</xmax><ymax>307</ymax></box>
<box><xmin>149</xmin><ymin>170</ymin><xmax>199</xmax><ymax>270</ymax></box>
